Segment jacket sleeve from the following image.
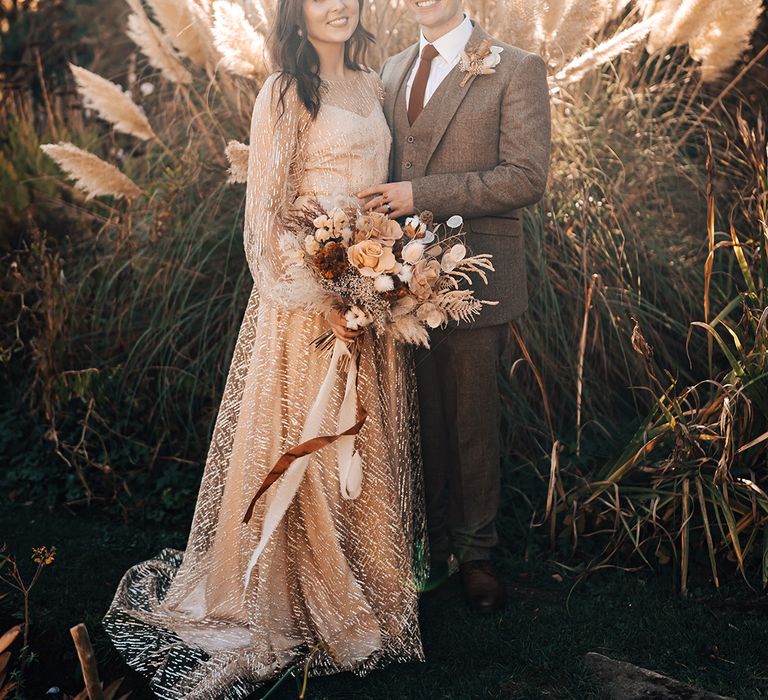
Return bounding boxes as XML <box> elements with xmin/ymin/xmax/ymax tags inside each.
<box><xmin>410</xmin><ymin>52</ymin><xmax>552</xmax><ymax>220</ymax></box>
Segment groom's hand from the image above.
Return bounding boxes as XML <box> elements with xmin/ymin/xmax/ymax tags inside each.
<box><xmin>356</xmin><ymin>181</ymin><xmax>414</xmax><ymax>219</ymax></box>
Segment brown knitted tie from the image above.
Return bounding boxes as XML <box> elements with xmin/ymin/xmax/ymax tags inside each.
<box><xmin>407</xmin><ymin>43</ymin><xmax>440</xmax><ymax>126</ymax></box>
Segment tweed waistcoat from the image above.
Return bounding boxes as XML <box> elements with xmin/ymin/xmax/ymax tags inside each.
<box><xmin>381</xmin><ymin>21</ymin><xmax>552</xmax><ymax>327</ymax></box>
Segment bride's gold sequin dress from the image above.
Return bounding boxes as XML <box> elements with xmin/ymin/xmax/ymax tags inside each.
<box><xmin>102</xmin><ymin>69</ymin><xmax>427</xmax><ymax>699</ymax></box>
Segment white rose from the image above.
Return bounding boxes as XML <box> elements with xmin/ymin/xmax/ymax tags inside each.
<box><xmin>313</xmin><ymin>214</ymin><xmax>332</xmax><ymax>231</ymax></box>
<box><xmin>315</xmin><ymin>227</ymin><xmax>334</xmax><ymax>243</ymax></box>
<box><xmin>304</xmin><ymin>234</ymin><xmax>320</xmax><ymax>255</ymax></box>
<box><xmin>402</xmin><ymin>241</ymin><xmax>425</xmax><ymax>265</ymax></box>
<box><xmin>330</xmin><ymin>207</ymin><xmax>349</xmax><ymax>232</ymax></box>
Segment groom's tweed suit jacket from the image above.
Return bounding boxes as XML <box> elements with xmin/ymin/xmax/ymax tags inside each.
<box><xmin>381</xmin><ymin>21</ymin><xmax>552</xmax><ymax>327</ymax></box>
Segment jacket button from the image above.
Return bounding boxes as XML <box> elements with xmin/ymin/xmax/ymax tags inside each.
<box><xmin>404</xmin><ymin>161</ymin><xmax>412</xmax><ymax>169</ymax></box>
<box><xmin>406</xmin><ymin>135</ymin><xmax>415</xmax><ymax>143</ymax></box>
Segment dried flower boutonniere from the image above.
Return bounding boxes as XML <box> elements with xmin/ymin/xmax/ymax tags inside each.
<box><xmin>458</xmin><ymin>39</ymin><xmax>504</xmax><ymax>87</ymax></box>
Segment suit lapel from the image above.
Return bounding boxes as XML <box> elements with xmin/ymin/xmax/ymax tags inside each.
<box><xmin>384</xmin><ymin>43</ymin><xmax>419</xmax><ymax>127</ymax></box>
<box><xmin>422</xmin><ymin>21</ymin><xmax>489</xmax><ymax>169</ymax></box>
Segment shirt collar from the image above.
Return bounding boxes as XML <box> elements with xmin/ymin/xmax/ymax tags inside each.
<box><xmin>418</xmin><ymin>14</ymin><xmax>474</xmax><ymax>64</ymax></box>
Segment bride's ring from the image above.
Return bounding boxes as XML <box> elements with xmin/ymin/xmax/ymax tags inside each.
<box><xmin>385</xmin><ymin>202</ymin><xmax>392</xmax><ymax>213</ymax></box>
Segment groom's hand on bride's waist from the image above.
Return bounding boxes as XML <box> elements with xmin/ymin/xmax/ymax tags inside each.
<box><xmin>356</xmin><ymin>181</ymin><xmax>414</xmax><ymax>219</ymax></box>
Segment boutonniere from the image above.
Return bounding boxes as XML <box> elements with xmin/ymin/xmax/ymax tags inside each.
<box><xmin>458</xmin><ymin>39</ymin><xmax>504</xmax><ymax>87</ymax></box>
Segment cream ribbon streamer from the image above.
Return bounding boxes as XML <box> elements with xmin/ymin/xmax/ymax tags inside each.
<box><xmin>242</xmin><ymin>338</ymin><xmax>364</xmax><ymax>595</ymax></box>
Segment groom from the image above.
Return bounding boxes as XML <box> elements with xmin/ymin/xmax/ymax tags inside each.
<box><xmin>357</xmin><ymin>1</ymin><xmax>551</xmax><ymax>612</ymax></box>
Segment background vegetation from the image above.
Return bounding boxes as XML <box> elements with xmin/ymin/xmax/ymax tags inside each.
<box><xmin>1</xmin><ymin>0</ymin><xmax>767</xmax><ymax>697</ymax></box>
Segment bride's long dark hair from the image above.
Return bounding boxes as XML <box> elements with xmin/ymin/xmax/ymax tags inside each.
<box><xmin>270</xmin><ymin>0</ymin><xmax>375</xmax><ymax>120</ymax></box>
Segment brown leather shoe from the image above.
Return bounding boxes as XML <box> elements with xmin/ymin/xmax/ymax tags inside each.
<box><xmin>459</xmin><ymin>560</ymin><xmax>507</xmax><ymax>614</ymax></box>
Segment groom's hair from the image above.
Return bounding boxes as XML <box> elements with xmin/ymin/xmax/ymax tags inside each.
<box><xmin>269</xmin><ymin>0</ymin><xmax>375</xmax><ymax>121</ymax></box>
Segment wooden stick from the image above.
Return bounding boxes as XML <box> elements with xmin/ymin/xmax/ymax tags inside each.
<box><xmin>69</xmin><ymin>623</ymin><xmax>104</xmax><ymax>700</ymax></box>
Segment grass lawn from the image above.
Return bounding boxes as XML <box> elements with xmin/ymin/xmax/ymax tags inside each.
<box><xmin>2</xmin><ymin>500</ymin><xmax>768</xmax><ymax>699</ymax></box>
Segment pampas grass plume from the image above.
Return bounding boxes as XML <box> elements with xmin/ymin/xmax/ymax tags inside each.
<box><xmin>69</xmin><ymin>63</ymin><xmax>156</xmax><ymax>141</ymax></box>
<box><xmin>224</xmin><ymin>139</ymin><xmax>248</xmax><ymax>184</ymax></box>
<box><xmin>146</xmin><ymin>0</ymin><xmax>214</xmax><ymax>67</ymax></box>
<box><xmin>689</xmin><ymin>0</ymin><xmax>763</xmax><ymax>82</ymax></box>
<box><xmin>212</xmin><ymin>0</ymin><xmax>268</xmax><ymax>79</ymax></box>
<box><xmin>553</xmin><ymin>14</ymin><xmax>660</xmax><ymax>86</ymax></box>
<box><xmin>126</xmin><ymin>0</ymin><xmax>193</xmax><ymax>85</ymax></box>
<box><xmin>40</xmin><ymin>142</ymin><xmax>143</xmax><ymax>200</ymax></box>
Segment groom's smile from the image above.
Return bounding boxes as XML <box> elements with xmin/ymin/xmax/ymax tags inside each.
<box><xmin>407</xmin><ymin>0</ymin><xmax>464</xmax><ymax>40</ymax></box>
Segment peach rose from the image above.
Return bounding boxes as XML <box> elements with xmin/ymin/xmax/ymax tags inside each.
<box><xmin>355</xmin><ymin>212</ymin><xmax>404</xmax><ymax>246</ymax></box>
<box><xmin>408</xmin><ymin>259</ymin><xmax>441</xmax><ymax>300</ymax></box>
<box><xmin>377</xmin><ymin>218</ymin><xmax>404</xmax><ymax>247</ymax></box>
<box><xmin>348</xmin><ymin>240</ymin><xmax>401</xmax><ymax>277</ymax></box>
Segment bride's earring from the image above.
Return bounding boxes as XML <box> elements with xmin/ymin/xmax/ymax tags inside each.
<box><xmin>297</xmin><ymin>27</ymin><xmax>304</xmax><ymax>37</ymax></box>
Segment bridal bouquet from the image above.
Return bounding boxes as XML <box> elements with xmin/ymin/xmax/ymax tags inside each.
<box><xmin>276</xmin><ymin>197</ymin><xmax>497</xmax><ymax>348</ymax></box>
<box><xmin>240</xmin><ymin>199</ymin><xmax>497</xmax><ymax>559</ymax></box>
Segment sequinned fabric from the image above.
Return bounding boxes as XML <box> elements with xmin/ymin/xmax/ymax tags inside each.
<box><xmin>102</xmin><ymin>69</ymin><xmax>428</xmax><ymax>699</ymax></box>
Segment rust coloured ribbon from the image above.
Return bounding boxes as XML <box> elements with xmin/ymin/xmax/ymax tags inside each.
<box><xmin>242</xmin><ymin>358</ymin><xmax>368</xmax><ymax>525</ymax></box>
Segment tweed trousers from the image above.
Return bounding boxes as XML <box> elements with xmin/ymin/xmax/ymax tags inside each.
<box><xmin>414</xmin><ymin>322</ymin><xmax>508</xmax><ymax>563</ymax></box>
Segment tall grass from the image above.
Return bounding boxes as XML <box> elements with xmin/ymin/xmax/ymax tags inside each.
<box><xmin>537</xmin><ymin>109</ymin><xmax>768</xmax><ymax>591</ymax></box>
<box><xmin>1</xmin><ymin>0</ymin><xmax>765</xmax><ymax>569</ymax></box>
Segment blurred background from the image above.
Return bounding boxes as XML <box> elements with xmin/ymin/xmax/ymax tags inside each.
<box><xmin>1</xmin><ymin>1</ymin><xmax>767</xmax><ymax>698</ymax></box>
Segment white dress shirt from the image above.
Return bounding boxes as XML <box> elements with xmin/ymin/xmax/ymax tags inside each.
<box><xmin>405</xmin><ymin>14</ymin><xmax>474</xmax><ymax>109</ymax></box>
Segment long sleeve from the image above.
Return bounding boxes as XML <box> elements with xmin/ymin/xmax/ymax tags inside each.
<box><xmin>410</xmin><ymin>52</ymin><xmax>552</xmax><ymax>221</ymax></box>
<box><xmin>243</xmin><ymin>72</ymin><xmax>306</xmax><ymax>284</ymax></box>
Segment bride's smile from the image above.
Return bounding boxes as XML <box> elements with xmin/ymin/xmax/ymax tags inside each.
<box><xmin>304</xmin><ymin>0</ymin><xmax>359</xmax><ymax>46</ymax></box>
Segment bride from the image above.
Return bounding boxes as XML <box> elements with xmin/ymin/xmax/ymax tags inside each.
<box><xmin>101</xmin><ymin>0</ymin><xmax>427</xmax><ymax>696</ymax></box>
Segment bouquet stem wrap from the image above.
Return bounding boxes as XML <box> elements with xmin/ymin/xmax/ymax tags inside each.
<box><xmin>242</xmin><ymin>337</ymin><xmax>366</xmax><ymax>594</ymax></box>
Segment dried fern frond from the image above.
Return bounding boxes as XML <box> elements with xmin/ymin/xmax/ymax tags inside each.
<box><xmin>126</xmin><ymin>0</ymin><xmax>193</xmax><ymax>85</ymax></box>
<box><xmin>224</xmin><ymin>139</ymin><xmax>248</xmax><ymax>183</ymax></box>
<box><xmin>442</xmin><ymin>254</ymin><xmax>496</xmax><ymax>286</ymax></box>
<box><xmin>69</xmin><ymin>63</ymin><xmax>156</xmax><ymax>141</ymax></box>
<box><xmin>146</xmin><ymin>0</ymin><xmax>215</xmax><ymax>67</ymax></box>
<box><xmin>40</xmin><ymin>142</ymin><xmax>142</xmax><ymax>200</ymax></box>
<box><xmin>433</xmin><ymin>289</ymin><xmax>485</xmax><ymax>323</ymax></box>
<box><xmin>212</xmin><ymin>0</ymin><xmax>268</xmax><ymax>79</ymax></box>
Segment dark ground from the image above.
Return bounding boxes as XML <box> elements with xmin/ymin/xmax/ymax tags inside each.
<box><xmin>3</xmin><ymin>501</ymin><xmax>768</xmax><ymax>699</ymax></box>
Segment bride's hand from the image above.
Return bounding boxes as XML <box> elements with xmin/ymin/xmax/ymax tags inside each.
<box><xmin>325</xmin><ymin>308</ymin><xmax>363</xmax><ymax>343</ymax></box>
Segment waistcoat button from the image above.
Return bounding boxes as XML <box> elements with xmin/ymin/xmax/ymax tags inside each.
<box><xmin>404</xmin><ymin>161</ymin><xmax>412</xmax><ymax>169</ymax></box>
<box><xmin>406</xmin><ymin>135</ymin><xmax>415</xmax><ymax>143</ymax></box>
